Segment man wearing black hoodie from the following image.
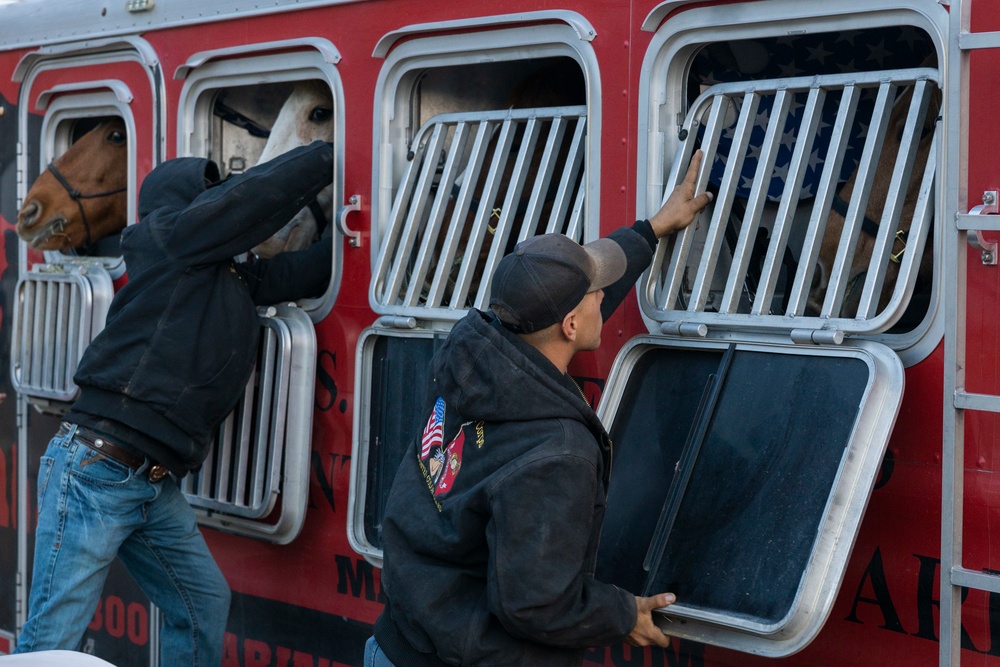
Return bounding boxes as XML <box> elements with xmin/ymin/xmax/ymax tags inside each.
<box><xmin>15</xmin><ymin>140</ymin><xmax>334</xmax><ymax>665</ymax></box>
<box><xmin>367</xmin><ymin>152</ymin><xmax>713</xmax><ymax>666</ymax></box>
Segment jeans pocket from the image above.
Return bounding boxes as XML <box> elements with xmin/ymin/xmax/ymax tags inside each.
<box><xmin>71</xmin><ymin>452</ymin><xmax>133</xmax><ymax>487</ymax></box>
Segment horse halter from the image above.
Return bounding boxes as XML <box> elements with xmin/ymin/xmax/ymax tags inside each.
<box><xmin>46</xmin><ymin>161</ymin><xmax>128</xmax><ymax>248</ymax></box>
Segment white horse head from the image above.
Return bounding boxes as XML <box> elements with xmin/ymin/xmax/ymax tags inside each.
<box><xmin>253</xmin><ymin>80</ymin><xmax>334</xmax><ymax>258</ymax></box>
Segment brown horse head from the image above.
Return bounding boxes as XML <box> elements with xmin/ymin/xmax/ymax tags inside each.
<box><xmin>17</xmin><ymin>118</ymin><xmax>128</xmax><ymax>252</ymax></box>
<box><xmin>809</xmin><ymin>82</ymin><xmax>939</xmax><ymax>318</ymax></box>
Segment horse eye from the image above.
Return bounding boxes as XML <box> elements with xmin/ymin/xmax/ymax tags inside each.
<box><xmin>108</xmin><ymin>131</ymin><xmax>126</xmax><ymax>145</ymax></box>
<box><xmin>309</xmin><ymin>107</ymin><xmax>332</xmax><ymax>123</ymax></box>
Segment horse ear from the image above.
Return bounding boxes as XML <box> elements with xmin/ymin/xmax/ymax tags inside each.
<box><xmin>204</xmin><ymin>160</ymin><xmax>222</xmax><ymax>186</ymax></box>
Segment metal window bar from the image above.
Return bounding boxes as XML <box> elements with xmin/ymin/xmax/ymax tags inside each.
<box><xmin>10</xmin><ymin>264</ymin><xmax>112</xmax><ymax>404</ymax></box>
<box><xmin>182</xmin><ymin>314</ymin><xmax>293</xmax><ymax>519</ymax></box>
<box><xmin>372</xmin><ymin>105</ymin><xmax>588</xmax><ymax>322</ymax></box>
<box><xmin>645</xmin><ymin>68</ymin><xmax>938</xmax><ymax>336</ymax></box>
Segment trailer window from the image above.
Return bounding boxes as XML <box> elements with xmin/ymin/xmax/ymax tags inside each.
<box><xmin>176</xmin><ymin>47</ymin><xmax>344</xmax><ymax>321</ymax></box>
<box><xmin>350</xmin><ymin>332</ymin><xmax>447</xmax><ymax>556</ymax></box>
<box><xmin>613</xmin><ymin>5</ymin><xmax>944</xmax><ymax>654</ymax></box>
<box><xmin>596</xmin><ymin>337</ymin><xmax>902</xmax><ymax>654</ymax></box>
<box><xmin>176</xmin><ymin>43</ymin><xmax>345</xmax><ymax>542</ymax></box>
<box><xmin>352</xmin><ymin>17</ymin><xmax>600</xmax><ymax>564</ymax></box>
<box><xmin>373</xmin><ymin>57</ymin><xmax>587</xmax><ymax>321</ymax></box>
<box><xmin>639</xmin><ymin>23</ymin><xmax>941</xmax><ymax>362</ymax></box>
<box><xmin>34</xmin><ymin>99</ymin><xmax>137</xmax><ymax>277</ymax></box>
<box><xmin>12</xmin><ymin>101</ymin><xmax>132</xmax><ymax>411</ymax></box>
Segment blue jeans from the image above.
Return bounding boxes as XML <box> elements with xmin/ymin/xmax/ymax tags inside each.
<box><xmin>364</xmin><ymin>637</ymin><xmax>398</xmax><ymax>667</ymax></box>
<box><xmin>15</xmin><ymin>425</ymin><xmax>230</xmax><ymax>666</ymax></box>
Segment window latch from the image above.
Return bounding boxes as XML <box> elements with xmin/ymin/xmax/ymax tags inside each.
<box><xmin>966</xmin><ymin>190</ymin><xmax>998</xmax><ymax>266</ymax></box>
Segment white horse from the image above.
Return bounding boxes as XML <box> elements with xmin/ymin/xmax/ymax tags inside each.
<box><xmin>252</xmin><ymin>80</ymin><xmax>335</xmax><ymax>258</ymax></box>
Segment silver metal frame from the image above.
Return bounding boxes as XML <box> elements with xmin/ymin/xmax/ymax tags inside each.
<box><xmin>348</xmin><ymin>326</ymin><xmax>444</xmax><ymax>567</ymax></box>
<box><xmin>643</xmin><ymin>69</ymin><xmax>938</xmax><ymax>337</ymax></box>
<box><xmin>350</xmin><ymin>16</ymin><xmax>603</xmax><ymax>566</ymax></box>
<box><xmin>183</xmin><ymin>304</ymin><xmax>317</xmax><ymax>545</ymax></box>
<box><xmin>12</xmin><ymin>36</ymin><xmax>164</xmax><ymax>659</ymax></box>
<box><xmin>937</xmin><ymin>1</ymin><xmax>1000</xmax><ymax>665</ymax></box>
<box><xmin>626</xmin><ymin>1</ymin><xmax>949</xmax><ymax>658</ymax></box>
<box><xmin>37</xmin><ymin>91</ymin><xmax>137</xmax><ymax>280</ymax></box>
<box><xmin>371</xmin><ymin>13</ymin><xmax>602</xmax><ymax>256</ymax></box>
<box><xmin>597</xmin><ymin>335</ymin><xmax>904</xmax><ymax>656</ymax></box>
<box><xmin>15</xmin><ymin>38</ymin><xmax>165</xmax><ymax>281</ymax></box>
<box><xmin>638</xmin><ymin>0</ymin><xmax>949</xmax><ymax>367</ymax></box>
<box><xmin>9</xmin><ymin>263</ymin><xmax>113</xmax><ymax>407</ymax></box>
<box><xmin>371</xmin><ymin>105</ymin><xmax>588</xmax><ymax>322</ymax></box>
<box><xmin>174</xmin><ymin>43</ymin><xmax>352</xmax><ymax>544</ymax></box>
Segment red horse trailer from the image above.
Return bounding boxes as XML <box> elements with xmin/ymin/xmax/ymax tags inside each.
<box><xmin>0</xmin><ymin>1</ymin><xmax>996</xmax><ymax>666</ymax></box>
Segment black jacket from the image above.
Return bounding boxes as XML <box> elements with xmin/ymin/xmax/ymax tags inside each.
<box><xmin>67</xmin><ymin>141</ymin><xmax>334</xmax><ymax>475</ymax></box>
<box><xmin>376</xmin><ymin>223</ymin><xmax>657</xmax><ymax>667</ymax></box>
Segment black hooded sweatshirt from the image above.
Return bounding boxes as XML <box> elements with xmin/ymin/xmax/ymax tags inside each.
<box><xmin>66</xmin><ymin>140</ymin><xmax>334</xmax><ymax>475</ymax></box>
<box><xmin>376</xmin><ymin>222</ymin><xmax>657</xmax><ymax>667</ymax></box>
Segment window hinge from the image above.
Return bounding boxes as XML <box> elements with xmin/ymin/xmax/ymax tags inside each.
<box><xmin>791</xmin><ymin>329</ymin><xmax>844</xmax><ymax>345</ymax></box>
<box><xmin>378</xmin><ymin>316</ymin><xmax>417</xmax><ymax>329</ymax></box>
<box><xmin>660</xmin><ymin>322</ymin><xmax>708</xmax><ymax>337</ymax></box>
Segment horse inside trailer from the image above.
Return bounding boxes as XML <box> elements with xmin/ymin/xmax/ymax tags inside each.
<box><xmin>658</xmin><ymin>25</ymin><xmax>938</xmax><ymax>333</ymax></box>
<box><xmin>594</xmin><ymin>20</ymin><xmax>938</xmax><ymax>657</ymax></box>
<box><xmin>16</xmin><ymin>116</ymin><xmax>128</xmax><ymax>256</ymax></box>
<box><xmin>664</xmin><ymin>27</ymin><xmax>939</xmax><ymax>331</ymax></box>
<box><xmin>352</xmin><ymin>54</ymin><xmax>590</xmax><ymax>563</ymax></box>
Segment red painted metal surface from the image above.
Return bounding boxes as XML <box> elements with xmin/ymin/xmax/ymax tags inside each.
<box><xmin>2</xmin><ymin>1</ymin><xmax>1000</xmax><ymax>665</ymax></box>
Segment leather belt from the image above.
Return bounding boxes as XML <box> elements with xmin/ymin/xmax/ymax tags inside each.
<box><xmin>61</xmin><ymin>422</ymin><xmax>169</xmax><ymax>482</ymax></box>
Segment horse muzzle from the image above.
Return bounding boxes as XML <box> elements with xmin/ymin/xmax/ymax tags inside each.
<box><xmin>17</xmin><ymin>203</ymin><xmax>69</xmax><ymax>250</ymax></box>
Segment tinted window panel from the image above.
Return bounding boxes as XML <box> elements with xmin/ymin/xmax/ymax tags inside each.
<box><xmin>597</xmin><ymin>347</ymin><xmax>724</xmax><ymax>594</ymax></box>
<box><xmin>600</xmin><ymin>347</ymin><xmax>868</xmax><ymax>626</ymax></box>
<box><xmin>364</xmin><ymin>334</ymin><xmax>444</xmax><ymax>549</ymax></box>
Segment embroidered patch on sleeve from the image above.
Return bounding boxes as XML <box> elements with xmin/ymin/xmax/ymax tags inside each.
<box><xmin>417</xmin><ymin>397</ymin><xmax>469</xmax><ymax>511</ymax></box>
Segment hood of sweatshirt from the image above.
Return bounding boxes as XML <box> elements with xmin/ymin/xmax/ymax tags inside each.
<box><xmin>432</xmin><ymin>309</ymin><xmax>607</xmax><ymax>442</ymax></box>
<box><xmin>137</xmin><ymin>156</ymin><xmax>221</xmax><ymax>220</ymax></box>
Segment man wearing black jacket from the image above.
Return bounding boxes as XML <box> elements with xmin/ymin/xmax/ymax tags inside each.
<box><xmin>367</xmin><ymin>152</ymin><xmax>712</xmax><ymax>666</ymax></box>
<box><xmin>15</xmin><ymin>140</ymin><xmax>334</xmax><ymax>665</ymax></box>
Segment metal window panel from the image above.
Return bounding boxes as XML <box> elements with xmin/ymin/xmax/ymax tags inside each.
<box><xmin>644</xmin><ymin>68</ymin><xmax>938</xmax><ymax>336</ymax></box>
<box><xmin>181</xmin><ymin>304</ymin><xmax>316</xmax><ymax>545</ymax></box>
<box><xmin>784</xmin><ymin>85</ymin><xmax>862</xmax><ymax>318</ymax></box>
<box><xmin>371</xmin><ymin>105</ymin><xmax>587</xmax><ymax>323</ymax></box>
<box><xmin>752</xmin><ymin>86</ymin><xmax>825</xmax><ymax>317</ymax></box>
<box><xmin>10</xmin><ymin>263</ymin><xmax>112</xmax><ymax>406</ymax></box>
<box><xmin>348</xmin><ymin>327</ymin><xmax>448</xmax><ymax>567</ymax></box>
<box><xmin>596</xmin><ymin>335</ymin><xmax>903</xmax><ymax>657</ymax></box>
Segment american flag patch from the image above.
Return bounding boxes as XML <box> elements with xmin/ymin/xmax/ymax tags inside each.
<box><xmin>421</xmin><ymin>397</ymin><xmax>446</xmax><ymax>458</ymax></box>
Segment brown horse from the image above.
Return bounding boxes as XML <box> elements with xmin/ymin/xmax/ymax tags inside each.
<box><xmin>17</xmin><ymin>118</ymin><xmax>128</xmax><ymax>251</ymax></box>
<box><xmin>808</xmin><ymin>81</ymin><xmax>939</xmax><ymax>319</ymax></box>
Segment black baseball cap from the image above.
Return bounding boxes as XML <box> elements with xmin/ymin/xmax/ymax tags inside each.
<box><xmin>489</xmin><ymin>234</ymin><xmax>627</xmax><ymax>333</ymax></box>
